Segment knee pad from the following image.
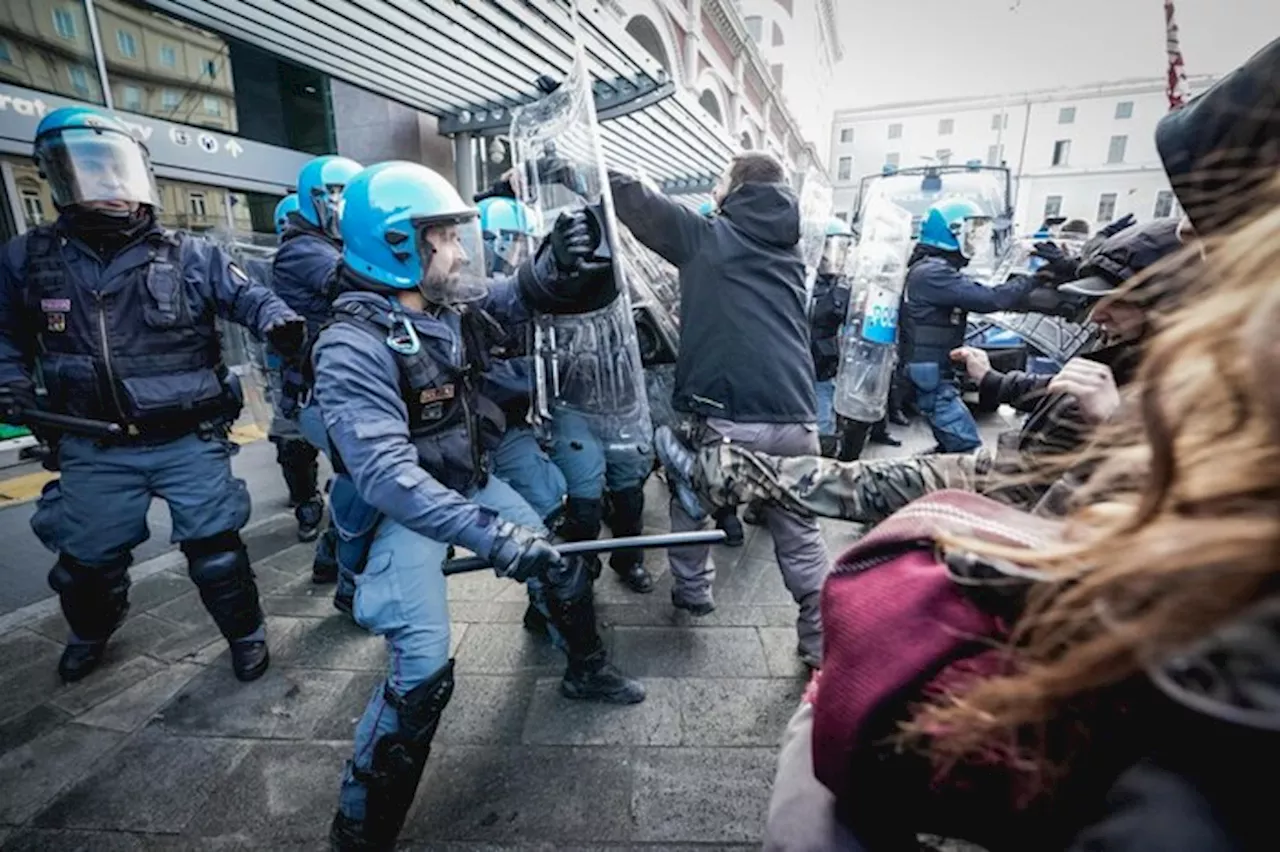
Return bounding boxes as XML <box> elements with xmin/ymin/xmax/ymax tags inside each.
<box><xmin>47</xmin><ymin>554</ymin><xmax>131</xmax><ymax>641</ymax></box>
<box><xmin>558</xmin><ymin>497</ymin><xmax>602</xmax><ymax>543</ymax></box>
<box><xmin>182</xmin><ymin>531</ymin><xmax>261</xmax><ymax>641</ymax></box>
<box><xmin>360</xmin><ymin>660</ymin><xmax>456</xmax><ymax>842</ymax></box>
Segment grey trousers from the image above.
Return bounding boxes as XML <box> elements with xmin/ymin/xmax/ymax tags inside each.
<box><xmin>668</xmin><ymin>417</ymin><xmax>829</xmax><ymax>660</ymax></box>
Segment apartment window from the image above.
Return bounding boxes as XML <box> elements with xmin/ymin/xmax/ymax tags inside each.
<box><xmin>53</xmin><ymin>8</ymin><xmax>77</xmax><ymax>39</ymax></box>
<box><xmin>203</xmin><ymin>59</ymin><xmax>218</xmax><ymax>78</ymax></box>
<box><xmin>936</xmin><ymin>149</ymin><xmax>952</xmax><ymax>166</ymax></box>
<box><xmin>771</xmin><ymin>22</ymin><xmax>784</xmax><ymax>46</ymax></box>
<box><xmin>1107</xmin><ymin>135</ymin><xmax>1128</xmax><ymax>164</ymax></box>
<box><xmin>202</xmin><ymin>95</ymin><xmax>222</xmax><ymax>116</ymax></box>
<box><xmin>1115</xmin><ymin>101</ymin><xmax>1134</xmax><ymax>119</ymax></box>
<box><xmin>161</xmin><ymin>89</ymin><xmax>181</xmax><ymax>110</ymax></box>
<box><xmin>21</xmin><ymin>190</ymin><xmax>46</xmax><ymax>228</ymax></box>
<box><xmin>884</xmin><ymin>152</ymin><xmax>900</xmax><ymax>168</ymax></box>
<box><xmin>117</xmin><ymin>30</ymin><xmax>137</xmax><ymax>59</ymax></box>
<box><xmin>1058</xmin><ymin>106</ymin><xmax>1076</xmax><ymax>124</ymax></box>
<box><xmin>771</xmin><ymin>63</ymin><xmax>783</xmax><ymax>87</ymax></box>
<box><xmin>1154</xmin><ymin>189</ymin><xmax>1175</xmax><ymax>218</ymax></box>
<box><xmin>121</xmin><ymin>85</ymin><xmax>143</xmax><ymax>111</ymax></box>
<box><xmin>188</xmin><ymin>192</ymin><xmax>208</xmax><ymax>219</ymax></box>
<box><xmin>1052</xmin><ymin>139</ymin><xmax>1071</xmax><ymax>166</ymax></box>
<box><xmin>887</xmin><ymin>123</ymin><xmax>902</xmax><ymax>140</ymax></box>
<box><xmin>986</xmin><ymin>144</ymin><xmax>1004</xmax><ymax>166</ymax></box>
<box><xmin>1044</xmin><ymin>195</ymin><xmax>1063</xmax><ymax>219</ymax></box>
<box><xmin>1097</xmin><ymin>193</ymin><xmax>1117</xmax><ymax>223</ymax></box>
<box><xmin>839</xmin><ymin>127</ymin><xmax>853</xmax><ymax>144</ymax></box>
<box><xmin>0</xmin><ymin>39</ymin><xmax>11</xmax><ymax>64</ymax></box>
<box><xmin>837</xmin><ymin>156</ymin><xmax>853</xmax><ymax>181</ymax></box>
<box><xmin>159</xmin><ymin>45</ymin><xmax>177</xmax><ymax>67</ymax></box>
<box><xmin>744</xmin><ymin>16</ymin><xmax>763</xmax><ymax>43</ymax></box>
<box><xmin>834</xmin><ymin>211</ymin><xmax>848</xmax><ymax>222</ymax></box>
<box><xmin>990</xmin><ymin>112</ymin><xmax>1008</xmax><ymax>130</ymax></box>
<box><xmin>68</xmin><ymin>66</ymin><xmax>90</xmax><ymax>95</ymax></box>
<box><xmin>938</xmin><ymin>118</ymin><xmax>954</xmax><ymax>136</ymax></box>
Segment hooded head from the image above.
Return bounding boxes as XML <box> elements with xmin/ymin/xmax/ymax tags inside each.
<box><xmin>1155</xmin><ymin>36</ymin><xmax>1280</xmax><ymax>235</ymax></box>
<box><xmin>713</xmin><ymin>152</ymin><xmax>801</xmax><ymax>247</ymax></box>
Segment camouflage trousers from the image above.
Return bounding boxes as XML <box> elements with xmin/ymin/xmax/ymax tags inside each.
<box><xmin>693</xmin><ymin>442</ymin><xmax>996</xmax><ymax>526</ymax></box>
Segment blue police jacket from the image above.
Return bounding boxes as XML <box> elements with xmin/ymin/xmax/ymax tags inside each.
<box><xmin>272</xmin><ymin>221</ymin><xmax>342</xmax><ymax>339</ymax></box>
<box><xmin>901</xmin><ymin>254</ymin><xmax>1039</xmax><ymax>377</ymax></box>
<box><xmin>0</xmin><ymin>218</ymin><xmax>297</xmax><ymax>431</ymax></box>
<box><xmin>311</xmin><ymin>279</ymin><xmax>533</xmax><ymax>557</ymax></box>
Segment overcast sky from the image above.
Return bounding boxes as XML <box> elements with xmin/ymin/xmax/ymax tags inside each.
<box><xmin>833</xmin><ymin>0</ymin><xmax>1280</xmax><ymax>107</ymax></box>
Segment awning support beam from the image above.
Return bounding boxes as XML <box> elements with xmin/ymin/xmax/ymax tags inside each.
<box><xmin>439</xmin><ymin>77</ymin><xmax>675</xmax><ymax>136</ymax></box>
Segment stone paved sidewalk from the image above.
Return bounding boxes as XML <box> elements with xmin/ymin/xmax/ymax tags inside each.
<box><xmin>0</xmin><ymin>477</ymin><xmax>865</xmax><ymax>851</ymax></box>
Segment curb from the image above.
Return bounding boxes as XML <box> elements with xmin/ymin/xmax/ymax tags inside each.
<box><xmin>0</xmin><ymin>509</ymin><xmax>297</xmax><ymax>637</ymax></box>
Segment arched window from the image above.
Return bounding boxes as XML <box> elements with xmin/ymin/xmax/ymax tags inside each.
<box><xmin>772</xmin><ymin>22</ymin><xmax>785</xmax><ymax>47</ymax></box>
<box><xmin>740</xmin><ymin>131</ymin><xmax>754</xmax><ymax>150</ymax></box>
<box><xmin>625</xmin><ymin>16</ymin><xmax>671</xmax><ymax>75</ymax></box>
<box><xmin>699</xmin><ymin>89</ymin><xmax>724</xmax><ymax>125</ymax></box>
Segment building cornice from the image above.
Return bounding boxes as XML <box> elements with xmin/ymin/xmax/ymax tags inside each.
<box><xmin>833</xmin><ymin>74</ymin><xmax>1218</xmax><ymax>122</ymax></box>
<box><xmin>817</xmin><ymin>0</ymin><xmax>842</xmax><ymax>63</ymax></box>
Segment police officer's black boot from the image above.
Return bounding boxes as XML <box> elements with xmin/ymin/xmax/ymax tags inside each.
<box><xmin>605</xmin><ymin>487</ymin><xmax>653</xmax><ymax>593</ymax></box>
<box><xmin>838</xmin><ymin>419</ymin><xmax>872</xmax><ymax>462</ymax></box>
<box><xmin>550</xmin><ymin>587</ymin><xmax>646</xmax><ymax>704</ymax></box>
<box><xmin>869</xmin><ymin>417</ymin><xmax>902</xmax><ymax>448</ymax></box>
<box><xmin>296</xmin><ymin>497</ymin><xmax>324</xmax><ymax>544</ymax></box>
<box><xmin>312</xmin><ymin>524</ymin><xmax>339</xmax><ymax>584</ymax></box>
<box><xmin>818</xmin><ymin>435</ymin><xmax>840</xmax><ymax>458</ymax></box>
<box><xmin>183</xmin><ymin>532</ymin><xmax>269</xmax><ymax>682</ymax></box>
<box><xmin>330</xmin><ymin>661</ymin><xmax>456</xmax><ymax>851</ymax></box>
<box><xmin>47</xmin><ymin>554</ymin><xmax>131</xmax><ymax>683</ymax></box>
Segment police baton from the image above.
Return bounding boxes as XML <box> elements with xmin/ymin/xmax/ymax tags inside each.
<box><xmin>6</xmin><ymin>408</ymin><xmax>124</xmax><ymax>439</ymax></box>
<box><xmin>443</xmin><ymin>530</ymin><xmax>727</xmax><ymax>576</ymax></box>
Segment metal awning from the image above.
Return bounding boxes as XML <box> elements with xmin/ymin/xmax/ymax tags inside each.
<box><xmin>147</xmin><ymin>0</ymin><xmax>733</xmax><ymax>185</ymax></box>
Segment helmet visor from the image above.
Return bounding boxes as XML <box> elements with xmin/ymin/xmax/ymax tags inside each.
<box><xmin>490</xmin><ymin>231</ymin><xmax>534</xmax><ymax>276</ymax></box>
<box><xmin>959</xmin><ymin>216</ymin><xmax>994</xmax><ymax>260</ymax></box>
<box><xmin>311</xmin><ymin>183</ymin><xmax>348</xmax><ymax>239</ymax></box>
<box><xmin>37</xmin><ymin>128</ymin><xmax>158</xmax><ymax>209</ymax></box>
<box><xmin>819</xmin><ymin>234</ymin><xmax>853</xmax><ymax>275</ymax></box>
<box><xmin>415</xmin><ymin>215</ymin><xmax>489</xmax><ymax>305</ymax></box>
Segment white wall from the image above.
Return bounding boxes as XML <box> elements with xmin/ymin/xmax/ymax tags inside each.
<box><xmin>829</xmin><ymin>77</ymin><xmax>1209</xmax><ymax>232</ymax></box>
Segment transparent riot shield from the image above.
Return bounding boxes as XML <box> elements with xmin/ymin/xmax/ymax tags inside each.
<box><xmin>832</xmin><ymin>196</ymin><xmax>913</xmax><ymax>423</ymax></box>
<box><xmin>211</xmin><ymin>232</ymin><xmax>276</xmax><ymax>440</ymax></box>
<box><xmin>797</xmin><ymin>167</ymin><xmax>834</xmax><ymax>272</ymax></box>
<box><xmin>510</xmin><ymin>42</ymin><xmax>652</xmax><ymax>453</ymax></box>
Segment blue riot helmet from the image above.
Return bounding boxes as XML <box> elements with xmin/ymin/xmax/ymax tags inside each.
<box><xmin>477</xmin><ymin>196</ymin><xmax>535</xmax><ymax>276</ymax></box>
<box><xmin>697</xmin><ymin>200</ymin><xmax>715</xmax><ymax>217</ymax></box>
<box><xmin>918</xmin><ymin>197</ymin><xmax>992</xmax><ymax>260</ymax></box>
<box><xmin>33</xmin><ymin>106</ymin><xmax>159</xmax><ymax>213</ymax></box>
<box><xmin>297</xmin><ymin>155</ymin><xmax>362</xmax><ymax>240</ymax></box>
<box><xmin>273</xmin><ymin>193</ymin><xmax>299</xmax><ymax>235</ymax></box>
<box><xmin>819</xmin><ymin>216</ymin><xmax>854</xmax><ymax>275</ymax></box>
<box><xmin>340</xmin><ymin>161</ymin><xmax>488</xmax><ymax>305</ymax></box>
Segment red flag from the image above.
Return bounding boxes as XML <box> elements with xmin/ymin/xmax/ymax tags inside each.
<box><xmin>1165</xmin><ymin>0</ymin><xmax>1190</xmax><ymax>110</ymax></box>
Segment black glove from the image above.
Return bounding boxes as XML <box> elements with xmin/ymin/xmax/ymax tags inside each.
<box><xmin>1022</xmin><ymin>284</ymin><xmax>1078</xmax><ymax>318</ymax></box>
<box><xmin>266</xmin><ymin>319</ymin><xmax>307</xmax><ymax>360</ymax></box>
<box><xmin>486</xmin><ymin>521</ymin><xmax>563</xmax><ymax>582</ymax></box>
<box><xmin>0</xmin><ymin>382</ymin><xmax>37</xmax><ymax>421</ymax></box>
<box><xmin>1097</xmin><ymin>213</ymin><xmax>1137</xmax><ymax>240</ymax></box>
<box><xmin>1031</xmin><ymin>242</ymin><xmax>1079</xmax><ymax>283</ymax></box>
<box><xmin>549</xmin><ymin>210</ymin><xmax>599</xmax><ymax>273</ymax></box>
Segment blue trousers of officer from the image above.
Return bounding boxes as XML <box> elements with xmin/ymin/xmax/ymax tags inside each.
<box><xmin>490</xmin><ymin>425</ymin><xmax>567</xmax><ymax>522</ymax></box>
<box><xmin>338</xmin><ymin>476</ymin><xmax>559</xmax><ymax>821</ymax></box>
<box><xmin>548</xmin><ymin>410</ymin><xmax>654</xmax><ymax>499</ymax></box>
<box><xmin>54</xmin><ymin>433</ymin><xmax>250</xmax><ymax>565</ymax></box>
<box><xmin>904</xmin><ymin>362</ymin><xmax>982</xmax><ymax>453</ymax></box>
<box><xmin>815</xmin><ymin>379</ymin><xmax>837</xmax><ymax>436</ymax></box>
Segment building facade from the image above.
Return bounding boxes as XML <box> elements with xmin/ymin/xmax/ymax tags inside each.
<box><xmin>828</xmin><ymin>75</ymin><xmax>1216</xmax><ymax>234</ymax></box>
<box><xmin>614</xmin><ymin>0</ymin><xmax>835</xmax><ymax>176</ymax></box>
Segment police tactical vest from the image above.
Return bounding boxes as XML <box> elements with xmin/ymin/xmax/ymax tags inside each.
<box><xmin>23</xmin><ymin>224</ymin><xmax>238</xmax><ymax>436</ymax></box>
<box><xmin>325</xmin><ymin>300</ymin><xmax>507</xmax><ymax>494</ymax></box>
<box><xmin>901</xmin><ymin>257</ymin><xmax>969</xmax><ymax>372</ymax></box>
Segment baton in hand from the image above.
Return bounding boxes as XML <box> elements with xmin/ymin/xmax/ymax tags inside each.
<box><xmin>443</xmin><ymin>530</ymin><xmax>727</xmax><ymax>576</ymax></box>
<box><xmin>6</xmin><ymin>408</ymin><xmax>124</xmax><ymax>439</ymax></box>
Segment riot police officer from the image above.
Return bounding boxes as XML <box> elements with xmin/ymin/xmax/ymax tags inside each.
<box><xmin>900</xmin><ymin>198</ymin><xmax>1057</xmax><ymax>452</ymax></box>
<box><xmin>0</xmin><ymin>107</ymin><xmax>304</xmax><ymax>683</ymax></box>
<box><xmin>313</xmin><ymin>162</ymin><xmax>645</xmax><ymax>850</ymax></box>
<box><xmin>274</xmin><ymin>155</ymin><xmax>361</xmax><ymax>593</ymax></box>
<box><xmin>809</xmin><ymin>218</ymin><xmax>854</xmax><ymax>457</ymax></box>
<box><xmin>273</xmin><ymin>193</ymin><xmax>299</xmax><ymax>235</ymax></box>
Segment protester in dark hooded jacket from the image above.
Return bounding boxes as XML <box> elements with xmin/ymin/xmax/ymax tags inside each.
<box><xmin>610</xmin><ymin>153</ymin><xmax>830</xmax><ymax>667</ymax></box>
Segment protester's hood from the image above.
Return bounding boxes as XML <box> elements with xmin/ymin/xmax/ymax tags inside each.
<box><xmin>1155</xmin><ymin>36</ymin><xmax>1280</xmax><ymax>235</ymax></box>
<box><xmin>719</xmin><ymin>182</ymin><xmax>801</xmax><ymax>248</ymax></box>
<box><xmin>1148</xmin><ymin>595</ymin><xmax>1280</xmax><ymax>733</ymax></box>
